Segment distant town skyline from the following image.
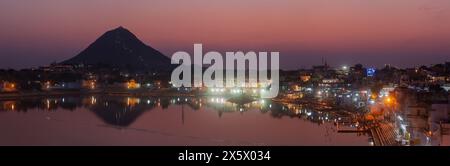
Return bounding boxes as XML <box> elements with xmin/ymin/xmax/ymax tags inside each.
<box><xmin>1</xmin><ymin>0</ymin><xmax>450</xmax><ymax>69</ymax></box>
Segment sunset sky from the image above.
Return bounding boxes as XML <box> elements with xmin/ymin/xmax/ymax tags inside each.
<box><xmin>1</xmin><ymin>0</ymin><xmax>449</xmax><ymax>69</ymax></box>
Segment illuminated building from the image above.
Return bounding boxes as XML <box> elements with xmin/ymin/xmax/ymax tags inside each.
<box><xmin>300</xmin><ymin>75</ymin><xmax>311</xmax><ymax>82</ymax></box>
<box><xmin>1</xmin><ymin>81</ymin><xmax>17</xmax><ymax>92</ymax></box>
<box><xmin>127</xmin><ymin>79</ymin><xmax>140</xmax><ymax>89</ymax></box>
<box><xmin>82</xmin><ymin>80</ymin><xmax>96</xmax><ymax>89</ymax></box>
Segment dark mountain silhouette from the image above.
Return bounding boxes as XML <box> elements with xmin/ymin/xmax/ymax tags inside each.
<box><xmin>62</xmin><ymin>26</ymin><xmax>171</xmax><ymax>71</ymax></box>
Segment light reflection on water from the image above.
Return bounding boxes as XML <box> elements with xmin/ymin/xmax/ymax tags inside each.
<box><xmin>0</xmin><ymin>96</ymin><xmax>370</xmax><ymax>146</ymax></box>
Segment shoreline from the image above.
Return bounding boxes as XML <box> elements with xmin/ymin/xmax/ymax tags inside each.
<box><xmin>0</xmin><ymin>90</ymin><xmax>197</xmax><ymax>101</ymax></box>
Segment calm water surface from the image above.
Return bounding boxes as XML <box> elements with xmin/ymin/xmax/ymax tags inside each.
<box><xmin>0</xmin><ymin>96</ymin><xmax>370</xmax><ymax>146</ymax></box>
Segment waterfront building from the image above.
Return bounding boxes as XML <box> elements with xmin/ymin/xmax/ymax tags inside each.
<box><xmin>127</xmin><ymin>79</ymin><xmax>140</xmax><ymax>89</ymax></box>
<box><xmin>1</xmin><ymin>81</ymin><xmax>17</xmax><ymax>92</ymax></box>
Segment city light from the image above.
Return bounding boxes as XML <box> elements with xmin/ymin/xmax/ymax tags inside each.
<box><xmin>90</xmin><ymin>82</ymin><xmax>95</xmax><ymax>89</ymax></box>
<box><xmin>91</xmin><ymin>96</ymin><xmax>96</xmax><ymax>105</ymax></box>
<box><xmin>127</xmin><ymin>80</ymin><xmax>140</xmax><ymax>89</ymax></box>
<box><xmin>400</xmin><ymin>124</ymin><xmax>407</xmax><ymax>131</ymax></box>
<box><xmin>385</xmin><ymin>97</ymin><xmax>393</xmax><ymax>104</ymax></box>
<box><xmin>209</xmin><ymin>97</ymin><xmax>226</xmax><ymax>104</ymax></box>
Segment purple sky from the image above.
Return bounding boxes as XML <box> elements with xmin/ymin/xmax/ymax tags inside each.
<box><xmin>1</xmin><ymin>0</ymin><xmax>449</xmax><ymax>69</ymax></box>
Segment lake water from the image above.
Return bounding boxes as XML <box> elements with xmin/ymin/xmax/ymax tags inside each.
<box><xmin>0</xmin><ymin>95</ymin><xmax>370</xmax><ymax>146</ymax></box>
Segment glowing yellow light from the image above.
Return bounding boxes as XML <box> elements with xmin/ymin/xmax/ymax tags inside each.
<box><xmin>127</xmin><ymin>80</ymin><xmax>140</xmax><ymax>89</ymax></box>
<box><xmin>90</xmin><ymin>81</ymin><xmax>95</xmax><ymax>89</ymax></box>
<box><xmin>384</xmin><ymin>96</ymin><xmax>395</xmax><ymax>105</ymax></box>
<box><xmin>371</xmin><ymin>94</ymin><xmax>377</xmax><ymax>99</ymax></box>
<box><xmin>90</xmin><ymin>96</ymin><xmax>96</xmax><ymax>105</ymax></box>
<box><xmin>46</xmin><ymin>99</ymin><xmax>50</xmax><ymax>109</ymax></box>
